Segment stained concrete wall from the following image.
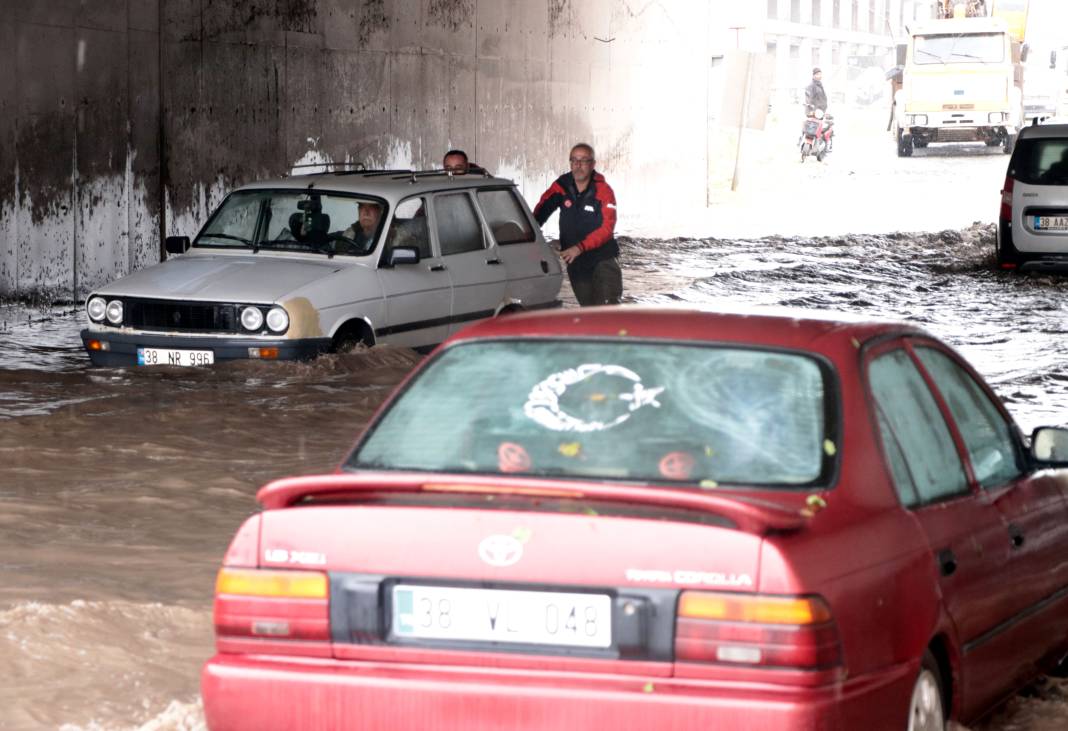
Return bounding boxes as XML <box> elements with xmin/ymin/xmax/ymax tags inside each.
<box><xmin>0</xmin><ymin>0</ymin><xmax>722</xmax><ymax>301</ymax></box>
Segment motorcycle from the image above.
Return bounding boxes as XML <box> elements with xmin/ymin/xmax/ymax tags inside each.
<box><xmin>800</xmin><ymin>108</ymin><xmax>834</xmax><ymax>162</ymax></box>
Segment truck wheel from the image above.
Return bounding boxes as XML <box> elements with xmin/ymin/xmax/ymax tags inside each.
<box><xmin>1004</xmin><ymin>134</ymin><xmax>1016</xmax><ymax>154</ymax></box>
<box><xmin>897</xmin><ymin>133</ymin><xmax>914</xmax><ymax>158</ymax></box>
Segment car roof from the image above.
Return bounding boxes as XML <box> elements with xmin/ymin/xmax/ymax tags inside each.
<box><xmin>235</xmin><ymin>169</ymin><xmax>519</xmax><ymax>206</ymax></box>
<box><xmin>445</xmin><ymin>305</ymin><xmax>929</xmax><ymax>354</ymax></box>
<box><xmin>1019</xmin><ymin>123</ymin><xmax>1068</xmax><ymax>140</ymax></box>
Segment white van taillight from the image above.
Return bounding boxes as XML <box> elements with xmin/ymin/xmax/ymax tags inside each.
<box><xmin>675</xmin><ymin>591</ymin><xmax>841</xmax><ymax>670</ymax></box>
<box><xmin>1000</xmin><ymin>176</ymin><xmax>1014</xmax><ymax>222</ymax></box>
<box><xmin>213</xmin><ymin>568</ymin><xmax>329</xmax><ymax>641</ymax></box>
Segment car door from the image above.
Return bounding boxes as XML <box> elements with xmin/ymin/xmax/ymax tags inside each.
<box><xmin>430</xmin><ymin>191</ymin><xmax>506</xmax><ymax>337</ymax></box>
<box><xmin>475</xmin><ymin>187</ymin><xmax>562</xmax><ymax>308</ymax></box>
<box><xmin>376</xmin><ymin>196</ymin><xmax>451</xmax><ymax>349</ymax></box>
<box><xmin>866</xmin><ymin>341</ymin><xmax>1017</xmax><ymax>720</ymax></box>
<box><xmin>911</xmin><ymin>341</ymin><xmax>1068</xmax><ymax>690</ymax></box>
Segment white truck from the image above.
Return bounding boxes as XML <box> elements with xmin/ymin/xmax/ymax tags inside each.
<box><xmin>893</xmin><ymin>13</ymin><xmax>1023</xmax><ymax>156</ymax></box>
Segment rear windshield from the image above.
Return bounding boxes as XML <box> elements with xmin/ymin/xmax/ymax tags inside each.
<box><xmin>347</xmin><ymin>339</ymin><xmax>837</xmax><ymax>488</ymax></box>
<box><xmin>1011</xmin><ymin>138</ymin><xmax>1068</xmax><ymax>185</ymax></box>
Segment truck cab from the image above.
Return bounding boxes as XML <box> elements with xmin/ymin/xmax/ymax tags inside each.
<box><xmin>894</xmin><ymin>16</ymin><xmax>1022</xmax><ymax>156</ymax></box>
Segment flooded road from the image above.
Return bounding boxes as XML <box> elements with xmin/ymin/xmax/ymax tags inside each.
<box><xmin>4</xmin><ymin>221</ymin><xmax>1068</xmax><ymax>728</ymax></box>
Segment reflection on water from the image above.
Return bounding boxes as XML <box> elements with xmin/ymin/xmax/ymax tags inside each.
<box><xmin>3</xmin><ymin>225</ymin><xmax>1068</xmax><ymax>729</ymax></box>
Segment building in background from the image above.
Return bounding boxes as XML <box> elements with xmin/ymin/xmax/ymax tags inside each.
<box><xmin>758</xmin><ymin>0</ymin><xmax>935</xmax><ymax>110</ymax></box>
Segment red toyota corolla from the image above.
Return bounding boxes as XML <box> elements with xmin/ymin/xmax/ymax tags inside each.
<box><xmin>202</xmin><ymin>306</ymin><xmax>1068</xmax><ymax>731</ymax></box>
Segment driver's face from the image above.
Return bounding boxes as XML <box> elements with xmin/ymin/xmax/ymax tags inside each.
<box><xmin>358</xmin><ymin>203</ymin><xmax>382</xmax><ymax>233</ymax></box>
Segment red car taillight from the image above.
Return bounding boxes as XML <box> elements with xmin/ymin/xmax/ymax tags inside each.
<box><xmin>1000</xmin><ymin>176</ymin><xmax>1014</xmax><ymax>222</ymax></box>
<box><xmin>675</xmin><ymin>591</ymin><xmax>842</xmax><ymax>670</ymax></box>
<box><xmin>214</xmin><ymin>567</ymin><xmax>330</xmax><ymax>641</ymax></box>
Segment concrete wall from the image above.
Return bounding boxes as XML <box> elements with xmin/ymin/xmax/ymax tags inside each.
<box><xmin>0</xmin><ymin>0</ymin><xmax>721</xmax><ymax>300</ymax></box>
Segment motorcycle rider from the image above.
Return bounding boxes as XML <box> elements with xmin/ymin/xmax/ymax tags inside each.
<box><xmin>804</xmin><ymin>67</ymin><xmax>832</xmax><ymax>152</ymax></box>
<box><xmin>805</xmin><ymin>67</ymin><xmax>828</xmax><ymax>112</ymax></box>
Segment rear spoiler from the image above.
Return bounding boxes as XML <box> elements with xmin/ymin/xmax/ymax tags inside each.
<box><xmin>257</xmin><ymin>472</ymin><xmax>814</xmax><ymax>536</ymax></box>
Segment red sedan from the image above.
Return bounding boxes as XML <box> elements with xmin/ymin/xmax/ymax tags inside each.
<box><xmin>201</xmin><ymin>307</ymin><xmax>1068</xmax><ymax>730</ymax></box>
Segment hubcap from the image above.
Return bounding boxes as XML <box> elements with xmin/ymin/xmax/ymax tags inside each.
<box><xmin>908</xmin><ymin>668</ymin><xmax>945</xmax><ymax>731</ymax></box>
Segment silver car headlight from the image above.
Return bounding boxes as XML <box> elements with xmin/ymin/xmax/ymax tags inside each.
<box><xmin>105</xmin><ymin>300</ymin><xmax>124</xmax><ymax>325</ymax></box>
<box><xmin>240</xmin><ymin>306</ymin><xmax>265</xmax><ymax>331</ymax></box>
<box><xmin>87</xmin><ymin>296</ymin><xmax>107</xmax><ymax>322</ymax></box>
<box><xmin>266</xmin><ymin>306</ymin><xmax>289</xmax><ymax>333</ymax></box>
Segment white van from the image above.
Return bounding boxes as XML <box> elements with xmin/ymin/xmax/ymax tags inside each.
<box><xmin>80</xmin><ymin>170</ymin><xmax>563</xmax><ymax>366</ymax></box>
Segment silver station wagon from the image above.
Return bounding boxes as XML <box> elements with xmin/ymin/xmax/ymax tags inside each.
<box><xmin>80</xmin><ymin>170</ymin><xmax>563</xmax><ymax>366</ymax></box>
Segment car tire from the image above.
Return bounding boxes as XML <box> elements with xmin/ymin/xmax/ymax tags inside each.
<box><xmin>907</xmin><ymin>651</ymin><xmax>947</xmax><ymax>731</ymax></box>
<box><xmin>331</xmin><ymin>321</ymin><xmax>374</xmax><ymax>353</ymax></box>
<box><xmin>1004</xmin><ymin>133</ymin><xmax>1017</xmax><ymax>155</ymax></box>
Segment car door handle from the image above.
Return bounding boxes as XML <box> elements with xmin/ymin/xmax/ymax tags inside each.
<box><xmin>486</xmin><ymin>258</ymin><xmax>502</xmax><ymax>265</ymax></box>
<box><xmin>429</xmin><ymin>264</ymin><xmax>446</xmax><ymax>272</ymax></box>
<box><xmin>937</xmin><ymin>549</ymin><xmax>957</xmax><ymax>577</ymax></box>
<box><xmin>1008</xmin><ymin>524</ymin><xmax>1025</xmax><ymax>549</ymax></box>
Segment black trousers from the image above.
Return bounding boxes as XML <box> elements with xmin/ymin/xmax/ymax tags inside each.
<box><xmin>569</xmin><ymin>257</ymin><xmax>623</xmax><ymax>306</ymax></box>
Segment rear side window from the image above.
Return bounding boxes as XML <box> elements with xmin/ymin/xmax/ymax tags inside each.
<box><xmin>1011</xmin><ymin>138</ymin><xmax>1068</xmax><ymax>185</ymax></box>
<box><xmin>914</xmin><ymin>347</ymin><xmax>1022</xmax><ymax>489</ymax></box>
<box><xmin>477</xmin><ymin>190</ymin><xmax>536</xmax><ymax>244</ymax></box>
<box><xmin>869</xmin><ymin>349</ymin><xmax>968</xmax><ymax>506</ymax></box>
<box><xmin>348</xmin><ymin>339</ymin><xmax>837</xmax><ymax>488</ymax></box>
<box><xmin>434</xmin><ymin>194</ymin><xmax>484</xmax><ymax>256</ymax></box>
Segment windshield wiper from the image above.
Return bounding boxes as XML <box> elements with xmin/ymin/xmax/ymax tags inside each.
<box><xmin>916</xmin><ymin>49</ymin><xmax>945</xmax><ymax>64</ymax></box>
<box><xmin>198</xmin><ymin>233</ymin><xmax>252</xmax><ymax>246</ymax></box>
<box><xmin>949</xmin><ymin>52</ymin><xmax>985</xmax><ymax>62</ymax></box>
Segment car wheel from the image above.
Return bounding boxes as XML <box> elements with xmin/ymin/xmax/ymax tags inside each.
<box><xmin>907</xmin><ymin>651</ymin><xmax>946</xmax><ymax>731</ymax></box>
<box><xmin>331</xmin><ymin>321</ymin><xmax>374</xmax><ymax>353</ymax></box>
<box><xmin>1004</xmin><ymin>133</ymin><xmax>1017</xmax><ymax>155</ymax></box>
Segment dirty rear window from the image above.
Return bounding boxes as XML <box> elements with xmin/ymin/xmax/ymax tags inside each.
<box><xmin>348</xmin><ymin>339</ymin><xmax>837</xmax><ymax>488</ymax></box>
<box><xmin>1011</xmin><ymin>138</ymin><xmax>1068</xmax><ymax>185</ymax></box>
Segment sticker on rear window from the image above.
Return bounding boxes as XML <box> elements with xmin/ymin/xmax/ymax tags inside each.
<box><xmin>524</xmin><ymin>364</ymin><xmax>664</xmax><ymax>432</ymax></box>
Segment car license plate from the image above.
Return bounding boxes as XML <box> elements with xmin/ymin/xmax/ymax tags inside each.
<box><xmin>1034</xmin><ymin>216</ymin><xmax>1068</xmax><ymax>231</ymax></box>
<box><xmin>391</xmin><ymin>585</ymin><xmax>612</xmax><ymax>649</ymax></box>
<box><xmin>137</xmin><ymin>347</ymin><xmax>215</xmax><ymax>366</ymax></box>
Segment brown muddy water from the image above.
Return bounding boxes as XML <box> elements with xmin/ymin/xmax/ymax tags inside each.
<box><xmin>3</xmin><ymin>226</ymin><xmax>1068</xmax><ymax>730</ymax></box>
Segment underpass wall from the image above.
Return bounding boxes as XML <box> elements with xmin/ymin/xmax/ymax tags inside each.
<box><xmin>0</xmin><ymin>0</ymin><xmax>719</xmax><ymax>300</ymax></box>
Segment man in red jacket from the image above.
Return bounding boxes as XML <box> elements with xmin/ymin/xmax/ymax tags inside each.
<box><xmin>533</xmin><ymin>143</ymin><xmax>622</xmax><ymax>306</ymax></box>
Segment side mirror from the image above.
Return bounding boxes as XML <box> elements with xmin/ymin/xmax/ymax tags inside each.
<box><xmin>1020</xmin><ymin>43</ymin><xmax>1030</xmax><ymax>63</ymax></box>
<box><xmin>1031</xmin><ymin>427</ymin><xmax>1068</xmax><ymax>463</ymax></box>
<box><xmin>386</xmin><ymin>246</ymin><xmax>420</xmax><ymax>267</ymax></box>
<box><xmin>165</xmin><ymin>236</ymin><xmax>190</xmax><ymax>254</ymax></box>
<box><xmin>1052</xmin><ymin>50</ymin><xmax>1058</xmax><ymax>70</ymax></box>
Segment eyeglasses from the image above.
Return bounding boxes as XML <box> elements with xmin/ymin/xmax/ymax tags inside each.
<box><xmin>569</xmin><ymin>158</ymin><xmax>594</xmax><ymax>165</ymax></box>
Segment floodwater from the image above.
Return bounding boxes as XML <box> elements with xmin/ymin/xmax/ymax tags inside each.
<box><xmin>3</xmin><ymin>223</ymin><xmax>1068</xmax><ymax>730</ymax></box>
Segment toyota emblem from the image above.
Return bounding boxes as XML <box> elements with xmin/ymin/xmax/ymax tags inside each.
<box><xmin>478</xmin><ymin>534</ymin><xmax>523</xmax><ymax>567</ymax></box>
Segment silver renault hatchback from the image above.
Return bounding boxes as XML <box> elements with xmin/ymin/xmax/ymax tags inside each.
<box><xmin>997</xmin><ymin>121</ymin><xmax>1068</xmax><ymax>270</ymax></box>
<box><xmin>80</xmin><ymin>170</ymin><xmax>563</xmax><ymax>366</ymax></box>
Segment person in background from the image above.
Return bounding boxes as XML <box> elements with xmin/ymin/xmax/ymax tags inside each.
<box><xmin>532</xmin><ymin>143</ymin><xmax>622</xmax><ymax>306</ymax></box>
<box><xmin>443</xmin><ymin>149</ymin><xmax>486</xmax><ymax>175</ymax></box>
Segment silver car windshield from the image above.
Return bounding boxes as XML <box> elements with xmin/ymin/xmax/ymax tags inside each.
<box><xmin>348</xmin><ymin>339</ymin><xmax>836</xmax><ymax>488</ymax></box>
<box><xmin>195</xmin><ymin>190</ymin><xmax>385</xmax><ymax>256</ymax></box>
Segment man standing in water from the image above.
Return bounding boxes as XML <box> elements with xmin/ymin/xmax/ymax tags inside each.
<box><xmin>532</xmin><ymin>143</ymin><xmax>622</xmax><ymax>306</ymax></box>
